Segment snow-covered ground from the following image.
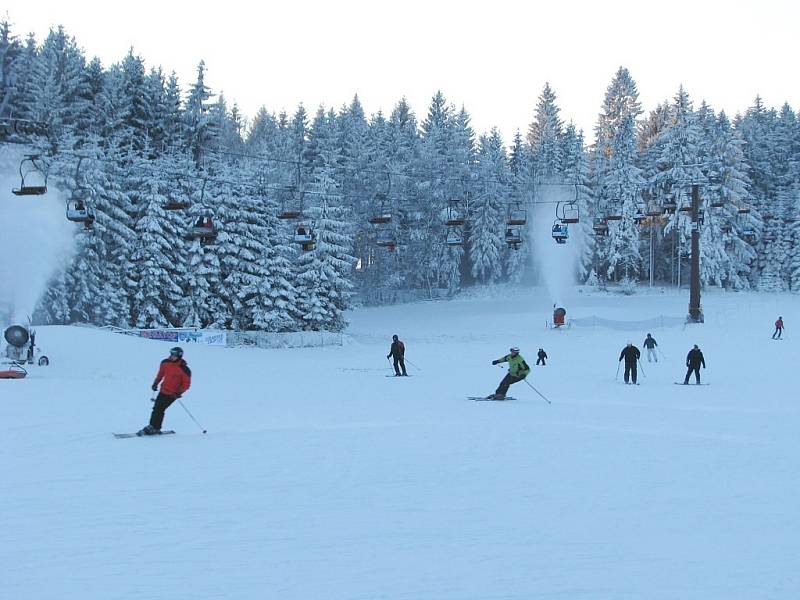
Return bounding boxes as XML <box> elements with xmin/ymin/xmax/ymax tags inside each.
<box><xmin>2</xmin><ymin>287</ymin><xmax>798</xmax><ymax>599</ymax></box>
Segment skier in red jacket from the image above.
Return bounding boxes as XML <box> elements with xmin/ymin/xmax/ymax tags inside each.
<box><xmin>138</xmin><ymin>347</ymin><xmax>192</xmax><ymax>436</ymax></box>
<box><xmin>772</xmin><ymin>317</ymin><xmax>784</xmax><ymax>339</ymax></box>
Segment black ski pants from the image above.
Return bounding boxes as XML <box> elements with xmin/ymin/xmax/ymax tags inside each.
<box><xmin>684</xmin><ymin>365</ymin><xmax>701</xmax><ymax>384</ymax></box>
<box><xmin>772</xmin><ymin>327</ymin><xmax>782</xmax><ymax>339</ymax></box>
<box><xmin>624</xmin><ymin>361</ymin><xmax>637</xmax><ymax>384</ymax></box>
<box><xmin>392</xmin><ymin>356</ymin><xmax>407</xmax><ymax>376</ymax></box>
<box><xmin>496</xmin><ymin>374</ymin><xmax>522</xmax><ymax>397</ymax></box>
<box><xmin>536</xmin><ymin>357</ymin><xmax>546</xmax><ymax>366</ymax></box>
<box><xmin>150</xmin><ymin>392</ymin><xmax>178</xmax><ymax>429</ymax></box>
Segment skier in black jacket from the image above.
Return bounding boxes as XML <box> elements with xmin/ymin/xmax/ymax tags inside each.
<box><xmin>619</xmin><ymin>342</ymin><xmax>641</xmax><ymax>384</ymax></box>
<box><xmin>536</xmin><ymin>348</ymin><xmax>548</xmax><ymax>366</ymax></box>
<box><xmin>683</xmin><ymin>344</ymin><xmax>705</xmax><ymax>384</ymax></box>
<box><xmin>387</xmin><ymin>334</ymin><xmax>407</xmax><ymax>376</ymax></box>
<box><xmin>643</xmin><ymin>333</ymin><xmax>658</xmax><ymax>362</ymax></box>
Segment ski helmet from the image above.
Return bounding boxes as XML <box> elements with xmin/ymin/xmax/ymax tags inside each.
<box><xmin>392</xmin><ymin>334</ymin><xmax>398</xmax><ymax>341</ymax></box>
<box><xmin>169</xmin><ymin>346</ymin><xmax>184</xmax><ymax>358</ymax></box>
<box><xmin>510</xmin><ymin>346</ymin><xmax>520</xmax><ymax>353</ymax></box>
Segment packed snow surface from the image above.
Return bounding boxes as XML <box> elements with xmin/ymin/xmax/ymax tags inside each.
<box><xmin>2</xmin><ymin>288</ymin><xmax>798</xmax><ymax>599</ymax></box>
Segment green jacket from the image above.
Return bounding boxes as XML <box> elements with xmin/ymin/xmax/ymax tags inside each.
<box><xmin>495</xmin><ymin>353</ymin><xmax>531</xmax><ymax>378</ymax></box>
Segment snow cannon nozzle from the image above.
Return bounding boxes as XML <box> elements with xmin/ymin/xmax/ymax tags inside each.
<box><xmin>4</xmin><ymin>325</ymin><xmax>30</xmax><ymax>349</ymax></box>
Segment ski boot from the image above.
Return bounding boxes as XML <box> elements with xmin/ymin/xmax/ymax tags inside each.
<box><xmin>137</xmin><ymin>424</ymin><xmax>161</xmax><ymax>436</ymax></box>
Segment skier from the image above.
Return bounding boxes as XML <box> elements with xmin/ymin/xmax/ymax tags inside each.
<box><xmin>536</xmin><ymin>348</ymin><xmax>548</xmax><ymax>366</ymax></box>
<box><xmin>387</xmin><ymin>334</ymin><xmax>407</xmax><ymax>376</ymax></box>
<box><xmin>489</xmin><ymin>346</ymin><xmax>531</xmax><ymax>399</ymax></box>
<box><xmin>683</xmin><ymin>344</ymin><xmax>705</xmax><ymax>384</ymax></box>
<box><xmin>772</xmin><ymin>316</ymin><xmax>784</xmax><ymax>339</ymax></box>
<box><xmin>643</xmin><ymin>333</ymin><xmax>658</xmax><ymax>362</ymax></box>
<box><xmin>618</xmin><ymin>342</ymin><xmax>641</xmax><ymax>384</ymax></box>
<box><xmin>138</xmin><ymin>347</ymin><xmax>192</xmax><ymax>436</ymax></box>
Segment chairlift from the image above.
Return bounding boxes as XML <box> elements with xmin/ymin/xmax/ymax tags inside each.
<box><xmin>445</xmin><ymin>227</ymin><xmax>464</xmax><ymax>246</ymax></box>
<box><xmin>646</xmin><ymin>206</ymin><xmax>663</xmax><ymax>217</ymax></box>
<box><xmin>375</xmin><ymin>227</ymin><xmax>397</xmax><ymax>249</ymax></box>
<box><xmin>557</xmin><ymin>202</ymin><xmax>580</xmax><ymax>224</ymax></box>
<box><xmin>163</xmin><ymin>189</ymin><xmax>191</xmax><ymax>211</ymax></box>
<box><xmin>710</xmin><ymin>199</ymin><xmax>726</xmax><ymax>208</ymax></box>
<box><xmin>679</xmin><ymin>203</ymin><xmax>693</xmax><ymax>213</ymax></box>
<box><xmin>12</xmin><ymin>154</ymin><xmax>48</xmax><ymax>196</ymax></box>
<box><xmin>292</xmin><ymin>224</ymin><xmax>316</xmax><ymax>251</ymax></box>
<box><xmin>189</xmin><ymin>216</ymin><xmax>218</xmax><ymax>242</ymax></box>
<box><xmin>506</xmin><ymin>204</ymin><xmax>527</xmax><ymax>226</ymax></box>
<box><xmin>661</xmin><ymin>200</ymin><xmax>677</xmax><ymax>214</ymax></box>
<box><xmin>278</xmin><ymin>186</ymin><xmax>304</xmax><ymax>220</ymax></box>
<box><xmin>552</xmin><ymin>221</ymin><xmax>569</xmax><ymax>244</ymax></box>
<box><xmin>445</xmin><ymin>200</ymin><xmax>466</xmax><ymax>227</ymax></box>
<box><xmin>742</xmin><ymin>229</ymin><xmax>756</xmax><ymax>242</ymax></box>
<box><xmin>368</xmin><ymin>192</ymin><xmax>392</xmax><ymax>225</ymax></box>
<box><xmin>737</xmin><ymin>207</ymin><xmax>751</xmax><ymax>215</ymax></box>
<box><xmin>505</xmin><ymin>227</ymin><xmax>522</xmax><ymax>247</ymax></box>
<box><xmin>593</xmin><ymin>218</ymin><xmax>609</xmax><ymax>236</ymax></box>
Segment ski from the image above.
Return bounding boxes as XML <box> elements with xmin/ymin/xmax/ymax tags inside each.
<box><xmin>468</xmin><ymin>396</ymin><xmax>517</xmax><ymax>401</ymax></box>
<box><xmin>385</xmin><ymin>374</ymin><xmax>411</xmax><ymax>377</ymax></box>
<box><xmin>113</xmin><ymin>430</ymin><xmax>176</xmax><ymax>439</ymax></box>
<box><xmin>673</xmin><ymin>382</ymin><xmax>710</xmax><ymax>386</ymax></box>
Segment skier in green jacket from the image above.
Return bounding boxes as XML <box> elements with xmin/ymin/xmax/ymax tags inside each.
<box><xmin>489</xmin><ymin>346</ymin><xmax>531</xmax><ymax>399</ymax></box>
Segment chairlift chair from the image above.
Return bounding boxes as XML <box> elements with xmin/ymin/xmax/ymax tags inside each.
<box><xmin>505</xmin><ymin>227</ymin><xmax>522</xmax><ymax>247</ymax></box>
<box><xmin>445</xmin><ymin>202</ymin><xmax>466</xmax><ymax>227</ymax></box>
<box><xmin>552</xmin><ymin>222</ymin><xmax>569</xmax><ymax>244</ymax></box>
<box><xmin>679</xmin><ymin>203</ymin><xmax>693</xmax><ymax>213</ymax></box>
<box><xmin>368</xmin><ymin>192</ymin><xmax>392</xmax><ymax>224</ymax></box>
<box><xmin>375</xmin><ymin>228</ymin><xmax>397</xmax><ymax>248</ymax></box>
<box><xmin>558</xmin><ymin>202</ymin><xmax>580</xmax><ymax>224</ymax></box>
<box><xmin>506</xmin><ymin>204</ymin><xmax>527</xmax><ymax>226</ymax></box>
<box><xmin>737</xmin><ymin>207</ymin><xmax>751</xmax><ymax>215</ymax></box>
<box><xmin>661</xmin><ymin>200</ymin><xmax>678</xmax><ymax>214</ymax></box>
<box><xmin>445</xmin><ymin>227</ymin><xmax>464</xmax><ymax>246</ymax></box>
<box><xmin>163</xmin><ymin>193</ymin><xmax>191</xmax><ymax>211</ymax></box>
<box><xmin>710</xmin><ymin>199</ymin><xmax>726</xmax><ymax>208</ymax></box>
<box><xmin>189</xmin><ymin>216</ymin><xmax>218</xmax><ymax>241</ymax></box>
<box><xmin>12</xmin><ymin>155</ymin><xmax>48</xmax><ymax>196</ymax></box>
<box><xmin>593</xmin><ymin>218</ymin><xmax>609</xmax><ymax>236</ymax></box>
<box><xmin>65</xmin><ymin>187</ymin><xmax>93</xmax><ymax>222</ymax></box>
<box><xmin>278</xmin><ymin>187</ymin><xmax>304</xmax><ymax>220</ymax></box>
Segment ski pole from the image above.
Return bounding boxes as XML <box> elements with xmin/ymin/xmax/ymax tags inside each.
<box><xmin>615</xmin><ymin>361</ymin><xmax>621</xmax><ymax>380</ymax></box>
<box><xmin>404</xmin><ymin>357</ymin><xmax>421</xmax><ymax>371</ymax></box>
<box><xmin>523</xmin><ymin>378</ymin><xmax>551</xmax><ymax>404</ymax></box>
<box><xmin>637</xmin><ymin>359</ymin><xmax>646</xmax><ymax>378</ymax></box>
<box><xmin>178</xmin><ymin>399</ymin><xmax>207</xmax><ymax>434</ymax></box>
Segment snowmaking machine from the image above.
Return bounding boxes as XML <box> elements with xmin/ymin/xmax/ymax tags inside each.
<box><xmin>1</xmin><ymin>324</ymin><xmax>49</xmax><ymax>379</ymax></box>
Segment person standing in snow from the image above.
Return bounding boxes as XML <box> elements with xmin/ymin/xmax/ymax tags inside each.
<box><xmin>490</xmin><ymin>347</ymin><xmax>531</xmax><ymax>399</ymax></box>
<box><xmin>619</xmin><ymin>342</ymin><xmax>641</xmax><ymax>384</ymax></box>
<box><xmin>536</xmin><ymin>348</ymin><xmax>548</xmax><ymax>366</ymax></box>
<box><xmin>772</xmin><ymin>317</ymin><xmax>784</xmax><ymax>339</ymax></box>
<box><xmin>643</xmin><ymin>333</ymin><xmax>658</xmax><ymax>362</ymax></box>
<box><xmin>683</xmin><ymin>344</ymin><xmax>706</xmax><ymax>384</ymax></box>
<box><xmin>387</xmin><ymin>334</ymin><xmax>407</xmax><ymax>376</ymax></box>
<box><xmin>138</xmin><ymin>347</ymin><xmax>192</xmax><ymax>436</ymax></box>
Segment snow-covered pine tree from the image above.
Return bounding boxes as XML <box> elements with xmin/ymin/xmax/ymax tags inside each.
<box><xmin>527</xmin><ymin>82</ymin><xmax>563</xmax><ymax>183</ymax></box>
<box><xmin>470</xmin><ymin>129</ymin><xmax>507</xmax><ymax>283</ymax></box>
<box><xmin>593</xmin><ymin>68</ymin><xmax>645</xmax><ymax>282</ymax></box>
<box><xmin>295</xmin><ymin>110</ymin><xmax>355</xmax><ymax>331</ymax></box>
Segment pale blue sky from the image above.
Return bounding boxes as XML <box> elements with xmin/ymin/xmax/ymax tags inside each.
<box><xmin>4</xmin><ymin>0</ymin><xmax>798</xmax><ymax>144</ymax></box>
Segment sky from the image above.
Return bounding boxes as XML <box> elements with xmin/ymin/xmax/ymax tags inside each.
<box><xmin>4</xmin><ymin>0</ymin><xmax>798</xmax><ymax>146</ymax></box>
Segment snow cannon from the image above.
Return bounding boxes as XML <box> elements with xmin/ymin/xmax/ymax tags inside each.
<box><xmin>552</xmin><ymin>307</ymin><xmax>567</xmax><ymax>328</ymax></box>
<box><xmin>3</xmin><ymin>324</ymin><xmax>49</xmax><ymax>367</ymax></box>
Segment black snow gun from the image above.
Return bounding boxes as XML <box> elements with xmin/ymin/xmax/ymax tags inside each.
<box><xmin>3</xmin><ymin>324</ymin><xmax>49</xmax><ymax>366</ymax></box>
<box><xmin>549</xmin><ymin>307</ymin><xmax>567</xmax><ymax>329</ymax></box>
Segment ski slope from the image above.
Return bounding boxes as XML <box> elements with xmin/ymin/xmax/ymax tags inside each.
<box><xmin>2</xmin><ymin>288</ymin><xmax>798</xmax><ymax>599</ymax></box>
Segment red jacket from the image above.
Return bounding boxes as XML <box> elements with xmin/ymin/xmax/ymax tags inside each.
<box><xmin>776</xmin><ymin>319</ymin><xmax>784</xmax><ymax>328</ymax></box>
<box><xmin>153</xmin><ymin>358</ymin><xmax>191</xmax><ymax>397</ymax></box>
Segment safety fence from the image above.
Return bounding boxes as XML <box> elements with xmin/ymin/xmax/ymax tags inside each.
<box><xmin>102</xmin><ymin>326</ymin><xmax>342</xmax><ymax>349</ymax></box>
<box><xmin>570</xmin><ymin>315</ymin><xmax>688</xmax><ymax>330</ymax></box>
